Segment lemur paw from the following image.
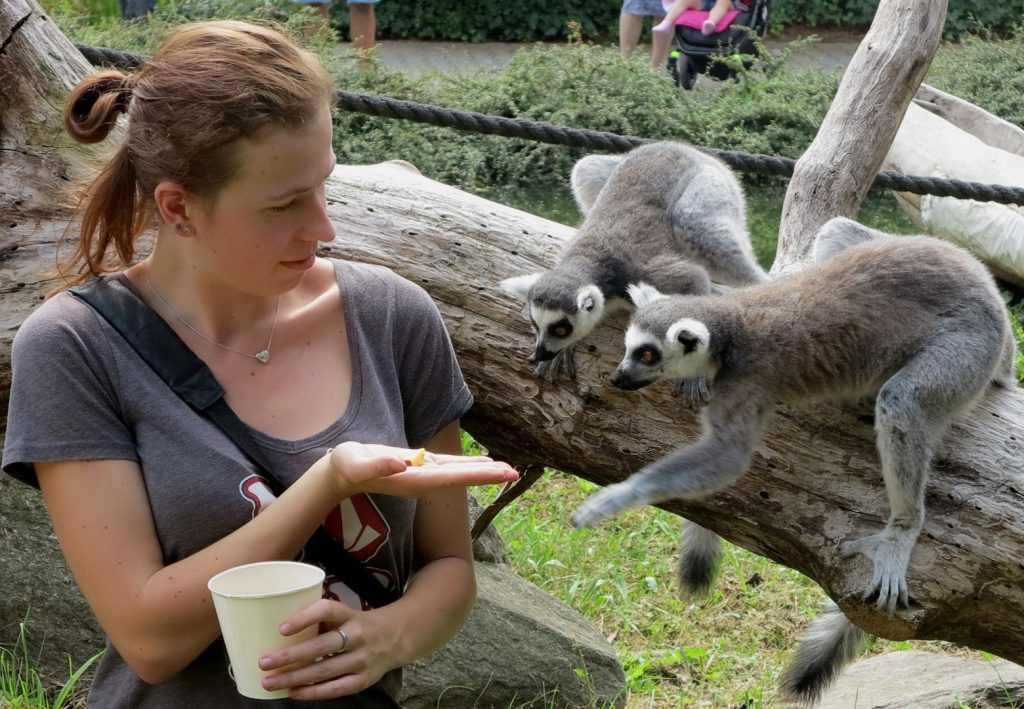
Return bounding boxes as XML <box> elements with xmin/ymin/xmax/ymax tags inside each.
<box><xmin>571</xmin><ymin>481</ymin><xmax>643</xmax><ymax>528</ymax></box>
<box><xmin>673</xmin><ymin>376</ymin><xmax>711</xmax><ymax>410</ymax></box>
<box><xmin>533</xmin><ymin>346</ymin><xmax>577</xmax><ymax>381</ymax></box>
<box><xmin>840</xmin><ymin>529</ymin><xmax>914</xmax><ymax>613</ymax></box>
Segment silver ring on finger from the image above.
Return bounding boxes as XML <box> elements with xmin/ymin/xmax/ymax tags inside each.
<box><xmin>334</xmin><ymin>627</ymin><xmax>349</xmax><ymax>654</ymax></box>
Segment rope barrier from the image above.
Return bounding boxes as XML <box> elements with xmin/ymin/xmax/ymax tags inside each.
<box><xmin>75</xmin><ymin>43</ymin><xmax>1024</xmax><ymax>206</ymax></box>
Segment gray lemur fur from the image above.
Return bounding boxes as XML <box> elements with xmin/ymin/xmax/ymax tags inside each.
<box><xmin>499</xmin><ymin>141</ymin><xmax>768</xmax><ymax>380</ymax></box>
<box><xmin>572</xmin><ymin>217</ymin><xmax>1016</xmax><ymax>700</ymax></box>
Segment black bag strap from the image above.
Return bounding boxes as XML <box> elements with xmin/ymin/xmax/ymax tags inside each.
<box><xmin>69</xmin><ymin>275</ymin><xmax>399</xmax><ymax>608</ymax></box>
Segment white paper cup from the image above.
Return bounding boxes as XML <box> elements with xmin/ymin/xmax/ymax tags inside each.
<box><xmin>208</xmin><ymin>561</ymin><xmax>325</xmax><ymax>699</ymax></box>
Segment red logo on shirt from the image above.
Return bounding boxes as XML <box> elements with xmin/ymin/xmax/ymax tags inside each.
<box><xmin>238</xmin><ymin>475</ymin><xmax>394</xmax><ymax>607</ymax></box>
<box><xmin>323</xmin><ymin>494</ymin><xmax>390</xmax><ymax>562</ymax></box>
<box><xmin>239</xmin><ymin>475</ymin><xmax>276</xmax><ymax>517</ymax></box>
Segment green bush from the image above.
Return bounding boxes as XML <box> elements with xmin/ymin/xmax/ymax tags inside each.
<box><xmin>758</xmin><ymin>0</ymin><xmax>1023</xmax><ymax>38</ymax></box>
<box><xmin>925</xmin><ymin>29</ymin><xmax>1024</xmax><ymax>128</ymax></box>
<box><xmin>346</xmin><ymin>0</ymin><xmax>621</xmax><ymax>43</ymax></box>
<box><xmin>328</xmin><ymin>41</ymin><xmax>840</xmax><ymax>196</ymax></box>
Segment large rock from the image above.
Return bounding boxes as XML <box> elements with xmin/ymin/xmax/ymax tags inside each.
<box><xmin>402</xmin><ymin>561</ymin><xmax>625</xmax><ymax>708</ymax></box>
<box><xmin>819</xmin><ymin>650</ymin><xmax>1024</xmax><ymax>709</ymax></box>
<box><xmin>0</xmin><ymin>477</ymin><xmax>102</xmax><ymax>677</ymax></box>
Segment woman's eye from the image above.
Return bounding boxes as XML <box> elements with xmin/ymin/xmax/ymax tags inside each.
<box><xmin>270</xmin><ymin>200</ymin><xmax>295</xmax><ymax>213</ymax></box>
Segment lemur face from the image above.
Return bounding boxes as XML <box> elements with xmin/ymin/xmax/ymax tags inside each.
<box><xmin>527</xmin><ymin>285</ymin><xmax>605</xmax><ymax>362</ymax></box>
<box><xmin>612</xmin><ymin>317</ymin><xmax>711</xmax><ymax>389</ymax></box>
<box><xmin>500</xmin><ymin>271</ymin><xmax>607</xmax><ymax>362</ymax></box>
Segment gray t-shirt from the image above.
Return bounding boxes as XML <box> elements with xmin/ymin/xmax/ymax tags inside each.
<box><xmin>2</xmin><ymin>259</ymin><xmax>474</xmax><ymax>708</ymax></box>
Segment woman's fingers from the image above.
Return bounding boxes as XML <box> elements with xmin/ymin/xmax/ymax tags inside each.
<box><xmin>328</xmin><ymin>441</ymin><xmax>516</xmax><ymax>493</ymax></box>
<box><xmin>363</xmin><ymin>463</ymin><xmax>519</xmax><ymax>495</ymax></box>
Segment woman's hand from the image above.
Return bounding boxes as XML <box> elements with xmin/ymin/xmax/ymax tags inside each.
<box><xmin>258</xmin><ymin>598</ymin><xmax>401</xmax><ymax>699</ymax></box>
<box><xmin>325</xmin><ymin>441</ymin><xmax>518</xmax><ymax>499</ymax></box>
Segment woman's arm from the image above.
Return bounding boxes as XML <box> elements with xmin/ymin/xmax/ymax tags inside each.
<box><xmin>37</xmin><ymin>436</ymin><xmax>514</xmax><ymax>685</ymax></box>
<box><xmin>37</xmin><ymin>453</ymin><xmax>343</xmax><ymax>684</ymax></box>
<box><xmin>258</xmin><ymin>420</ymin><xmax>501</xmax><ymax>700</ymax></box>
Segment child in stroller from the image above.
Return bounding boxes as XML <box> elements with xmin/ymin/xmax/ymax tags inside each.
<box><xmin>654</xmin><ymin>0</ymin><xmax>740</xmax><ymax>37</ymax></box>
<box><xmin>662</xmin><ymin>0</ymin><xmax>771</xmax><ymax>89</ymax></box>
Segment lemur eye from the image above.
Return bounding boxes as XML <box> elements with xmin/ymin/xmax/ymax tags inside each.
<box><xmin>548</xmin><ymin>320</ymin><xmax>572</xmax><ymax>338</ymax></box>
<box><xmin>634</xmin><ymin>346</ymin><xmax>660</xmax><ymax>365</ymax></box>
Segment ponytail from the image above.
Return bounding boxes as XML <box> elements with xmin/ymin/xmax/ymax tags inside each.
<box><xmin>56</xmin><ymin>70</ymin><xmax>147</xmax><ymax>287</ymax></box>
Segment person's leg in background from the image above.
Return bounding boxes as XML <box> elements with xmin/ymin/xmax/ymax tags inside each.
<box><xmin>621</xmin><ymin>0</ymin><xmax>674</xmax><ymax>71</ymax></box>
<box><xmin>649</xmin><ymin>18</ymin><xmax>673</xmax><ymax>69</ymax></box>
<box><xmin>619</xmin><ymin>9</ymin><xmax>645</xmax><ymax>59</ymax></box>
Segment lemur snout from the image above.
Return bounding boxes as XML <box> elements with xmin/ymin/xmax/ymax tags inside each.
<box><xmin>610</xmin><ymin>368</ymin><xmax>649</xmax><ymax>390</ymax></box>
<box><xmin>529</xmin><ymin>345</ymin><xmax>558</xmax><ymax>363</ymax></box>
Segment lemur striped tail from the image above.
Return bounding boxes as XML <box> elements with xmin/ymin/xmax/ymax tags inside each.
<box><xmin>779</xmin><ymin>600</ymin><xmax>867</xmax><ymax>705</ymax></box>
<box><xmin>678</xmin><ymin>522</ymin><xmax>722</xmax><ymax>596</ymax></box>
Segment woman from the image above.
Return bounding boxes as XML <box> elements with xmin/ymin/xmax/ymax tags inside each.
<box><xmin>1</xmin><ymin>20</ymin><xmax>518</xmax><ymax>706</ymax></box>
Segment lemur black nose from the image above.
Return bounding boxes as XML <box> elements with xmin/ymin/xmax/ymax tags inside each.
<box><xmin>610</xmin><ymin>369</ymin><xmax>645</xmax><ymax>390</ymax></box>
<box><xmin>530</xmin><ymin>346</ymin><xmax>557</xmax><ymax>363</ymax></box>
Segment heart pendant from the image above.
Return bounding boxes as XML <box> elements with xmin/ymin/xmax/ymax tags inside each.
<box><xmin>255</xmin><ymin>350</ymin><xmax>270</xmax><ymax>364</ymax></box>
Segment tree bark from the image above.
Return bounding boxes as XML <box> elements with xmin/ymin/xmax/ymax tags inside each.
<box><xmin>3</xmin><ymin>0</ymin><xmax>1024</xmax><ymax>671</ymax></box>
<box><xmin>774</xmin><ymin>0</ymin><xmax>948</xmax><ymax>272</ymax></box>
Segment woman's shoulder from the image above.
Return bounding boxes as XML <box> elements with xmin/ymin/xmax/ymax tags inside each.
<box><xmin>12</xmin><ymin>289</ymin><xmax>107</xmax><ymax>354</ymax></box>
<box><xmin>327</xmin><ymin>258</ymin><xmax>434</xmax><ymax>308</ymax></box>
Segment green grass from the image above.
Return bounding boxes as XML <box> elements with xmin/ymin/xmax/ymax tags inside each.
<box><xmin>0</xmin><ymin>623</ymin><xmax>101</xmax><ymax>709</ymax></box>
<box><xmin>37</xmin><ymin>0</ymin><xmax>119</xmax><ymax>20</ymax></box>
<box><xmin>472</xmin><ymin>469</ymin><xmax>1001</xmax><ymax>708</ymax></box>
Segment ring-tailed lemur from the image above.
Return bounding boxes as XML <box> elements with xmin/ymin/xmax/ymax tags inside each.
<box><xmin>499</xmin><ymin>141</ymin><xmax>768</xmax><ymax>379</ymax></box>
<box><xmin>573</xmin><ymin>217</ymin><xmax>1015</xmax><ymax>634</ymax></box>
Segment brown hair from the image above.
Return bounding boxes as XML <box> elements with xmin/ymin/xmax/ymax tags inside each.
<box><xmin>58</xmin><ymin>20</ymin><xmax>335</xmax><ymax>286</ymax></box>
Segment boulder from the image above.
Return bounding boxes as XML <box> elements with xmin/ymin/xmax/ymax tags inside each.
<box><xmin>0</xmin><ymin>477</ymin><xmax>101</xmax><ymax>677</ymax></box>
<box><xmin>402</xmin><ymin>562</ymin><xmax>625</xmax><ymax>708</ymax></box>
<box><xmin>819</xmin><ymin>650</ymin><xmax>1024</xmax><ymax>709</ymax></box>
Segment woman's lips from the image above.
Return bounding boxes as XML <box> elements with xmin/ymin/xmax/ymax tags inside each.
<box><xmin>281</xmin><ymin>255</ymin><xmax>316</xmax><ymax>270</ymax></box>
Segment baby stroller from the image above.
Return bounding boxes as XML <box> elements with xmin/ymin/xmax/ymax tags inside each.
<box><xmin>666</xmin><ymin>0</ymin><xmax>771</xmax><ymax>89</ymax></box>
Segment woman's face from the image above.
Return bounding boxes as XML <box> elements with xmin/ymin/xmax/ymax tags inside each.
<box><xmin>190</xmin><ymin>106</ymin><xmax>338</xmax><ymax>296</ymax></box>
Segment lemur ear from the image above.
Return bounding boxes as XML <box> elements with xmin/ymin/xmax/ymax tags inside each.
<box><xmin>666</xmin><ymin>318</ymin><xmax>710</xmax><ymax>355</ymax></box>
<box><xmin>499</xmin><ymin>272</ymin><xmax>542</xmax><ymax>300</ymax></box>
<box><xmin>627</xmin><ymin>282</ymin><xmax>666</xmax><ymax>308</ymax></box>
<box><xmin>576</xmin><ymin>285</ymin><xmax>604</xmax><ymax>313</ymax></box>
<box><xmin>570</xmin><ymin>154</ymin><xmax>623</xmax><ymax>215</ymax></box>
<box><xmin>677</xmin><ymin>332</ymin><xmax>700</xmax><ymax>353</ymax></box>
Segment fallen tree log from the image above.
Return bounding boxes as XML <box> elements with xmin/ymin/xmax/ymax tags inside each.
<box><xmin>885</xmin><ymin>101</ymin><xmax>1024</xmax><ymax>288</ymax></box>
<box><xmin>2</xmin><ymin>0</ymin><xmax>1024</xmax><ymax>673</ymax></box>
<box><xmin>914</xmin><ymin>83</ymin><xmax>1024</xmax><ymax>158</ymax></box>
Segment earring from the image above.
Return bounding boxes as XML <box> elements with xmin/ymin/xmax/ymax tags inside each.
<box><xmin>176</xmin><ymin>223</ymin><xmax>193</xmax><ymax>235</ymax></box>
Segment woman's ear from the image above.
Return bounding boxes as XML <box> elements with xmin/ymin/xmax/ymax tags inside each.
<box><xmin>153</xmin><ymin>181</ymin><xmax>194</xmax><ymax>233</ymax></box>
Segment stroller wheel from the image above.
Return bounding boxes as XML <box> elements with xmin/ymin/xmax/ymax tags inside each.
<box><xmin>675</xmin><ymin>53</ymin><xmax>698</xmax><ymax>90</ymax></box>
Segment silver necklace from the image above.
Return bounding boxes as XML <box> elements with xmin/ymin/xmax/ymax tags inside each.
<box><xmin>144</xmin><ymin>270</ymin><xmax>280</xmax><ymax>365</ymax></box>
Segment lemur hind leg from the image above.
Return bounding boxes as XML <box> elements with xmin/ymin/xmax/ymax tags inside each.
<box><xmin>640</xmin><ymin>254</ymin><xmax>713</xmax><ymax>297</ymax></box>
<box><xmin>672</xmin><ymin>217</ymin><xmax>769</xmax><ymax>287</ymax></box>
<box><xmin>572</xmin><ymin>391</ymin><xmax>769</xmax><ymax>528</ymax></box>
<box><xmin>841</xmin><ymin>340</ymin><xmax>993</xmax><ymax>613</ymax></box>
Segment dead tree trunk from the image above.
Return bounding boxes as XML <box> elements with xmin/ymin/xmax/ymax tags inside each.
<box><xmin>774</xmin><ymin>0</ymin><xmax>948</xmax><ymax>272</ymax></box>
<box><xmin>2</xmin><ymin>0</ymin><xmax>1024</xmax><ymax>671</ymax></box>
